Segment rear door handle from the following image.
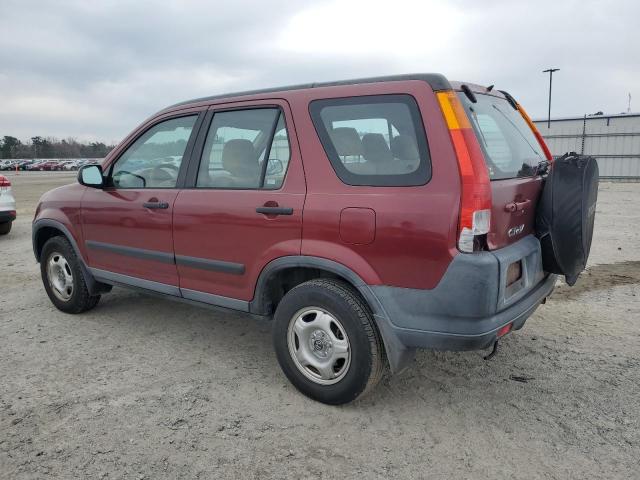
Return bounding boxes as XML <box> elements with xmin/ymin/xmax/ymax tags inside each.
<box><xmin>256</xmin><ymin>206</ymin><xmax>293</xmax><ymax>216</ymax></box>
<box><xmin>143</xmin><ymin>201</ymin><xmax>169</xmax><ymax>209</ymax></box>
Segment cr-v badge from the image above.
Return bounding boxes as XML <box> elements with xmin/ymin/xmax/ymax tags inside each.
<box><xmin>508</xmin><ymin>224</ymin><xmax>525</xmax><ymax>237</ymax></box>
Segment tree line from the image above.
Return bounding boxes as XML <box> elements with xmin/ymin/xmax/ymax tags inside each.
<box><xmin>0</xmin><ymin>136</ymin><xmax>116</xmax><ymax>159</ymax></box>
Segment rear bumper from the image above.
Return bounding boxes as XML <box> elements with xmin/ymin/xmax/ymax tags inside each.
<box><xmin>374</xmin><ymin>273</ymin><xmax>555</xmax><ymax>352</ymax></box>
<box><xmin>367</xmin><ymin>235</ymin><xmax>556</xmax><ymax>369</ymax></box>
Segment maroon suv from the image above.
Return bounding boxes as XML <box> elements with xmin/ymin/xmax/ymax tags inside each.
<box><xmin>33</xmin><ymin>74</ymin><xmax>560</xmax><ymax>404</ymax></box>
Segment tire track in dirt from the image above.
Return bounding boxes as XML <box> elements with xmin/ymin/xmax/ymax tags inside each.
<box><xmin>552</xmin><ymin>261</ymin><xmax>640</xmax><ymax>301</ymax></box>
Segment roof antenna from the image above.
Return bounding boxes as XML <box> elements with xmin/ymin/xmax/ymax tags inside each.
<box><xmin>487</xmin><ymin>84</ymin><xmax>494</xmax><ymax>92</ymax></box>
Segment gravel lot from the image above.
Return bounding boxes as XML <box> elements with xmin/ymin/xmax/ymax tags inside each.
<box><xmin>1</xmin><ymin>172</ymin><xmax>639</xmax><ymax>479</ymax></box>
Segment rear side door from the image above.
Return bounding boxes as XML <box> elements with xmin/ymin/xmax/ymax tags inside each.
<box><xmin>172</xmin><ymin>100</ymin><xmax>305</xmax><ymax>306</ymax></box>
<box><xmin>81</xmin><ymin>112</ymin><xmax>204</xmax><ymax>289</ymax></box>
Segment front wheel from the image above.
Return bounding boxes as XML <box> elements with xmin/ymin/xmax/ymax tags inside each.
<box><xmin>272</xmin><ymin>279</ymin><xmax>385</xmax><ymax>405</ymax></box>
<box><xmin>41</xmin><ymin>236</ymin><xmax>100</xmax><ymax>314</ymax></box>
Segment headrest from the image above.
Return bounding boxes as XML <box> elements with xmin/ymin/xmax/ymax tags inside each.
<box><xmin>362</xmin><ymin>133</ymin><xmax>392</xmax><ymax>164</ymax></box>
<box><xmin>329</xmin><ymin>127</ymin><xmax>363</xmax><ymax>156</ymax></box>
<box><xmin>221</xmin><ymin>139</ymin><xmax>257</xmax><ymax>176</ymax></box>
<box><xmin>391</xmin><ymin>135</ymin><xmax>420</xmax><ymax>161</ymax></box>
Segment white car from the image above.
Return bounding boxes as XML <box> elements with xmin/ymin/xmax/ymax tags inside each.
<box><xmin>63</xmin><ymin>161</ymin><xmax>79</xmax><ymax>171</ymax></box>
<box><xmin>0</xmin><ymin>175</ymin><xmax>16</xmax><ymax>235</ymax></box>
<box><xmin>0</xmin><ymin>160</ymin><xmax>16</xmax><ymax>171</ymax></box>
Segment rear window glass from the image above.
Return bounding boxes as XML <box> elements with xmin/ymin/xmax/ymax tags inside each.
<box><xmin>310</xmin><ymin>95</ymin><xmax>431</xmax><ymax>186</ymax></box>
<box><xmin>458</xmin><ymin>93</ymin><xmax>545</xmax><ymax>180</ymax></box>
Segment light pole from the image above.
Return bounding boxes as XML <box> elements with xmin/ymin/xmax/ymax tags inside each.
<box><xmin>543</xmin><ymin>68</ymin><xmax>559</xmax><ymax>128</ymax></box>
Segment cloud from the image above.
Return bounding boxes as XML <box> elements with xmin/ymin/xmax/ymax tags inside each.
<box><xmin>277</xmin><ymin>0</ymin><xmax>463</xmax><ymax>57</ymax></box>
<box><xmin>0</xmin><ymin>0</ymin><xmax>638</xmax><ymax>142</ymax></box>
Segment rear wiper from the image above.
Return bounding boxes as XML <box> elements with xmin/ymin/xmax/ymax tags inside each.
<box><xmin>498</xmin><ymin>90</ymin><xmax>518</xmax><ymax>110</ymax></box>
<box><xmin>460</xmin><ymin>84</ymin><xmax>477</xmax><ymax>103</ymax></box>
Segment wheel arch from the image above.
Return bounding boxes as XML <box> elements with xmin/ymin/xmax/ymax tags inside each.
<box><xmin>250</xmin><ymin>256</ymin><xmax>415</xmax><ymax>373</ymax></box>
<box><xmin>32</xmin><ymin>219</ymin><xmax>110</xmax><ymax>295</ymax></box>
<box><xmin>33</xmin><ymin>219</ymin><xmax>84</xmax><ymax>263</ymax></box>
<box><xmin>250</xmin><ymin>256</ymin><xmax>379</xmax><ymax>316</ymax></box>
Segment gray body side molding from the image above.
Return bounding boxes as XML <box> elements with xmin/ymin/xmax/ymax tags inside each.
<box><xmin>86</xmin><ymin>240</ymin><xmax>175</xmax><ymax>264</ymax></box>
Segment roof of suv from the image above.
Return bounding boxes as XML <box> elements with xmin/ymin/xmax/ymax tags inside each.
<box><xmin>165</xmin><ymin>73</ymin><xmax>452</xmax><ymax>112</ymax></box>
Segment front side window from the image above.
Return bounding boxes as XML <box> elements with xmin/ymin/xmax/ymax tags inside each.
<box><xmin>310</xmin><ymin>95</ymin><xmax>431</xmax><ymax>186</ymax></box>
<box><xmin>111</xmin><ymin>115</ymin><xmax>197</xmax><ymax>188</ymax></box>
<box><xmin>263</xmin><ymin>114</ymin><xmax>290</xmax><ymax>190</ymax></box>
<box><xmin>196</xmin><ymin>108</ymin><xmax>291</xmax><ymax>189</ymax></box>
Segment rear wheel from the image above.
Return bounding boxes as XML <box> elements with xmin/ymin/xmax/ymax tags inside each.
<box><xmin>272</xmin><ymin>279</ymin><xmax>385</xmax><ymax>405</ymax></box>
<box><xmin>0</xmin><ymin>221</ymin><xmax>11</xmax><ymax>235</ymax></box>
<box><xmin>41</xmin><ymin>236</ymin><xmax>100</xmax><ymax>314</ymax></box>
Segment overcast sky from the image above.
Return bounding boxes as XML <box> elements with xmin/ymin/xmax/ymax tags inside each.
<box><xmin>1</xmin><ymin>0</ymin><xmax>638</xmax><ymax>144</ymax></box>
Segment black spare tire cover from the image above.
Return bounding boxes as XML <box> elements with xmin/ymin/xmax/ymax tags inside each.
<box><xmin>536</xmin><ymin>152</ymin><xmax>599</xmax><ymax>286</ymax></box>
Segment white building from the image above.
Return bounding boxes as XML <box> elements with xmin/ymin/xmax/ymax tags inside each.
<box><xmin>533</xmin><ymin>113</ymin><xmax>640</xmax><ymax>179</ymax></box>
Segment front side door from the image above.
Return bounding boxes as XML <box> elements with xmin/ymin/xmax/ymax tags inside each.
<box><xmin>172</xmin><ymin>100</ymin><xmax>306</xmax><ymax>306</ymax></box>
<box><xmin>82</xmin><ymin>113</ymin><xmax>202</xmax><ymax>288</ymax></box>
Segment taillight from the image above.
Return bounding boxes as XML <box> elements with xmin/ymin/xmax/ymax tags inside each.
<box><xmin>515</xmin><ymin>104</ymin><xmax>553</xmax><ymax>162</ymax></box>
<box><xmin>437</xmin><ymin>91</ymin><xmax>492</xmax><ymax>253</ymax></box>
<box><xmin>496</xmin><ymin>323</ymin><xmax>513</xmax><ymax>338</ymax></box>
<box><xmin>0</xmin><ymin>175</ymin><xmax>11</xmax><ymax>187</ymax></box>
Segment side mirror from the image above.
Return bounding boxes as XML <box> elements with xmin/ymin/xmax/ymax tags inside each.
<box><xmin>266</xmin><ymin>158</ymin><xmax>284</xmax><ymax>176</ymax></box>
<box><xmin>78</xmin><ymin>164</ymin><xmax>104</xmax><ymax>188</ymax></box>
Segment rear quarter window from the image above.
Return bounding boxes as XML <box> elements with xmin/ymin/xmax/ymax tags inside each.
<box><xmin>309</xmin><ymin>95</ymin><xmax>431</xmax><ymax>187</ymax></box>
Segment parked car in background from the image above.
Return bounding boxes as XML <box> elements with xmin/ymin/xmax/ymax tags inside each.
<box><xmin>41</xmin><ymin>161</ymin><xmax>61</xmax><ymax>171</ymax></box>
<box><xmin>56</xmin><ymin>161</ymin><xmax>73</xmax><ymax>170</ymax></box>
<box><xmin>62</xmin><ymin>160</ymin><xmax>81</xmax><ymax>170</ymax></box>
<box><xmin>0</xmin><ymin>175</ymin><xmax>16</xmax><ymax>235</ymax></box>
<box><xmin>11</xmin><ymin>160</ymin><xmax>31</xmax><ymax>170</ymax></box>
<box><xmin>2</xmin><ymin>159</ymin><xmax>101</xmax><ymax>171</ymax></box>
<box><xmin>0</xmin><ymin>160</ymin><xmax>18</xmax><ymax>171</ymax></box>
<box><xmin>1</xmin><ymin>159</ymin><xmax>100</xmax><ymax>171</ymax></box>
<box><xmin>16</xmin><ymin>160</ymin><xmax>34</xmax><ymax>170</ymax></box>
<box><xmin>27</xmin><ymin>161</ymin><xmax>45</xmax><ymax>171</ymax></box>
<box><xmin>32</xmin><ymin>74</ymin><xmax>597</xmax><ymax>404</ymax></box>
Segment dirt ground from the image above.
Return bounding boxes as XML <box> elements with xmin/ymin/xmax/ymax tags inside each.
<box><xmin>1</xmin><ymin>172</ymin><xmax>638</xmax><ymax>479</ymax></box>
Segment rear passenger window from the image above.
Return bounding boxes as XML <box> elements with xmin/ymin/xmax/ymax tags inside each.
<box><xmin>310</xmin><ymin>95</ymin><xmax>430</xmax><ymax>186</ymax></box>
<box><xmin>196</xmin><ymin>108</ymin><xmax>290</xmax><ymax>189</ymax></box>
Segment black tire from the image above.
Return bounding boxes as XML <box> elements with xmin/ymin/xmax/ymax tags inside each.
<box><xmin>40</xmin><ymin>236</ymin><xmax>100</xmax><ymax>314</ymax></box>
<box><xmin>272</xmin><ymin>279</ymin><xmax>385</xmax><ymax>405</ymax></box>
<box><xmin>0</xmin><ymin>221</ymin><xmax>11</xmax><ymax>235</ymax></box>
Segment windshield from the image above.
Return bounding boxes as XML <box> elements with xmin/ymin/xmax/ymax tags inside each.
<box><xmin>458</xmin><ymin>93</ymin><xmax>545</xmax><ymax>180</ymax></box>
